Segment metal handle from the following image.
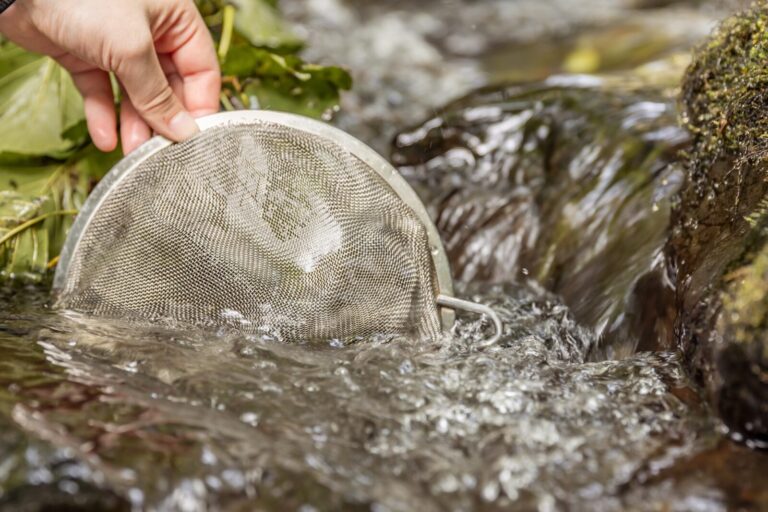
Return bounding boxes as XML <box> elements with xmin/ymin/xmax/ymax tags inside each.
<box><xmin>437</xmin><ymin>294</ymin><xmax>503</xmax><ymax>348</ymax></box>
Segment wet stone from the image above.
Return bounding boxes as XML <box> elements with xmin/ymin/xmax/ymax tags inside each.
<box><xmin>670</xmin><ymin>1</ymin><xmax>768</xmax><ymax>445</ymax></box>
<box><xmin>392</xmin><ymin>78</ymin><xmax>688</xmax><ymax>358</ymax></box>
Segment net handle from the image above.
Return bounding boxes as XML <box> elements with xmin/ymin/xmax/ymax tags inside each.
<box><xmin>436</xmin><ymin>295</ymin><xmax>502</xmax><ymax>348</ymax></box>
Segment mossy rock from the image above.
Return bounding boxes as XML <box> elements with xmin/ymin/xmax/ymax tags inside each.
<box><xmin>392</xmin><ymin>78</ymin><xmax>688</xmax><ymax>359</ymax></box>
<box><xmin>682</xmin><ymin>3</ymin><xmax>768</xmax><ymax>166</ymax></box>
<box><xmin>716</xmin><ymin>221</ymin><xmax>768</xmax><ymax>443</ymax></box>
<box><xmin>671</xmin><ymin>0</ymin><xmax>768</xmax><ymax>444</ymax></box>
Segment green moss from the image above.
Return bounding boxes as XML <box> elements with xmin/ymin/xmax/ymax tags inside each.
<box><xmin>681</xmin><ymin>1</ymin><xmax>768</xmax><ymax>167</ymax></box>
<box><xmin>722</xmin><ymin>242</ymin><xmax>768</xmax><ymax>351</ymax></box>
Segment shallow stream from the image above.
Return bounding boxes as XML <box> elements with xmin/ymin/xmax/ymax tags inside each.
<box><xmin>1</xmin><ymin>1</ymin><xmax>767</xmax><ymax>511</ymax></box>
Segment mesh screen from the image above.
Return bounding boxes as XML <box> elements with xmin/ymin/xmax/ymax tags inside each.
<box><xmin>57</xmin><ymin>122</ymin><xmax>441</xmax><ymax>341</ymax></box>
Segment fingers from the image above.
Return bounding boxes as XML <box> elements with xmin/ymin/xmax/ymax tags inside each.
<box><xmin>120</xmin><ymin>62</ymin><xmax>185</xmax><ymax>154</ymax></box>
<box><xmin>157</xmin><ymin>7</ymin><xmax>221</xmax><ymax>117</ymax></box>
<box><xmin>69</xmin><ymin>69</ymin><xmax>118</xmax><ymax>152</ymax></box>
<box><xmin>113</xmin><ymin>37</ymin><xmax>199</xmax><ymax>144</ymax></box>
<box><xmin>119</xmin><ymin>95</ymin><xmax>151</xmax><ymax>155</ymax></box>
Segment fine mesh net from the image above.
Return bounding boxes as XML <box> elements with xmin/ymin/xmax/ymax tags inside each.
<box><xmin>56</xmin><ymin>121</ymin><xmax>442</xmax><ymax>342</ymax></box>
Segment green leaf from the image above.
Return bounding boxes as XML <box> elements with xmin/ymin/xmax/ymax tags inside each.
<box><xmin>0</xmin><ymin>165</ymin><xmax>58</xmax><ymax>198</ymax></box>
<box><xmin>0</xmin><ymin>44</ymin><xmax>86</xmax><ymax>158</ymax></box>
<box><xmin>0</xmin><ymin>146</ymin><xmax>120</xmax><ymax>279</ymax></box>
<box><xmin>198</xmin><ymin>0</ymin><xmax>302</xmax><ymax>52</ymax></box>
<box><xmin>0</xmin><ymin>44</ymin><xmax>41</xmax><ymax>76</ymax></box>
<box><xmin>0</xmin><ymin>165</ymin><xmax>59</xmax><ymax>279</ymax></box>
<box><xmin>230</xmin><ymin>0</ymin><xmax>303</xmax><ymax>52</ymax></box>
<box><xmin>223</xmin><ymin>45</ymin><xmax>351</xmax><ymax>118</ymax></box>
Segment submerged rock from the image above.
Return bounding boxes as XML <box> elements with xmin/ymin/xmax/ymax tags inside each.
<box><xmin>669</xmin><ymin>2</ymin><xmax>768</xmax><ymax>445</ymax></box>
<box><xmin>392</xmin><ymin>77</ymin><xmax>688</xmax><ymax>358</ymax></box>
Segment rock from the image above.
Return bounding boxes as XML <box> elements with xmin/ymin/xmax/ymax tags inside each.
<box><xmin>392</xmin><ymin>76</ymin><xmax>688</xmax><ymax>358</ymax></box>
<box><xmin>669</xmin><ymin>2</ymin><xmax>768</xmax><ymax>445</ymax></box>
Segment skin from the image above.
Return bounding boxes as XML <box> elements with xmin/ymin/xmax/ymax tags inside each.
<box><xmin>0</xmin><ymin>0</ymin><xmax>221</xmax><ymax>154</ymax></box>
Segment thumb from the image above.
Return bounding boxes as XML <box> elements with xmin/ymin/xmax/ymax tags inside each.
<box><xmin>114</xmin><ymin>42</ymin><xmax>199</xmax><ymax>142</ymax></box>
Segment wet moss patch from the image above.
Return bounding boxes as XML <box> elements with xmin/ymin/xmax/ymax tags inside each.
<box><xmin>682</xmin><ymin>3</ymin><xmax>768</xmax><ymax>167</ymax></box>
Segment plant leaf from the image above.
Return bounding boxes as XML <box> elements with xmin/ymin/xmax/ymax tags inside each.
<box><xmin>223</xmin><ymin>45</ymin><xmax>351</xmax><ymax>118</ymax></box>
<box><xmin>0</xmin><ymin>169</ymin><xmax>58</xmax><ymax>278</ymax></box>
<box><xmin>230</xmin><ymin>0</ymin><xmax>303</xmax><ymax>52</ymax></box>
<box><xmin>0</xmin><ymin>146</ymin><xmax>120</xmax><ymax>279</ymax></box>
<box><xmin>0</xmin><ymin>44</ymin><xmax>41</xmax><ymax>76</ymax></box>
<box><xmin>0</xmin><ymin>44</ymin><xmax>86</xmax><ymax>158</ymax></box>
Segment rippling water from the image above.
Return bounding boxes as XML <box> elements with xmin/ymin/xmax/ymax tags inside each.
<box><xmin>0</xmin><ymin>282</ymin><xmax>727</xmax><ymax>511</ymax></box>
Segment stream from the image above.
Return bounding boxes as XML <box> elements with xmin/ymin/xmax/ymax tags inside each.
<box><xmin>1</xmin><ymin>1</ymin><xmax>767</xmax><ymax>511</ymax></box>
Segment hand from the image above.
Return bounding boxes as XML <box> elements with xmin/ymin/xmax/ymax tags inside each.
<box><xmin>0</xmin><ymin>0</ymin><xmax>221</xmax><ymax>153</ymax></box>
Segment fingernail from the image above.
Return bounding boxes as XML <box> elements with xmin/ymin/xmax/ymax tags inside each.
<box><xmin>168</xmin><ymin>111</ymin><xmax>200</xmax><ymax>141</ymax></box>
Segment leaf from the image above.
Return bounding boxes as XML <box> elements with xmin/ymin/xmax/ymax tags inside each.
<box><xmin>223</xmin><ymin>45</ymin><xmax>351</xmax><ymax>118</ymax></box>
<box><xmin>0</xmin><ymin>165</ymin><xmax>59</xmax><ymax>198</ymax></box>
<box><xmin>198</xmin><ymin>0</ymin><xmax>302</xmax><ymax>52</ymax></box>
<box><xmin>0</xmin><ymin>44</ymin><xmax>86</xmax><ymax>159</ymax></box>
<box><xmin>0</xmin><ymin>44</ymin><xmax>41</xmax><ymax>76</ymax></box>
<box><xmin>230</xmin><ymin>0</ymin><xmax>303</xmax><ymax>52</ymax></box>
<box><xmin>0</xmin><ymin>146</ymin><xmax>120</xmax><ymax>279</ymax></box>
<box><xmin>0</xmin><ymin>195</ymin><xmax>49</xmax><ymax>278</ymax></box>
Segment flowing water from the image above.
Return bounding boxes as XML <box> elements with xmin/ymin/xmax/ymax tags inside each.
<box><xmin>0</xmin><ymin>282</ymin><xmax>727</xmax><ymax>511</ymax></box>
<box><xmin>2</xmin><ymin>1</ymin><xmax>767</xmax><ymax>511</ymax></box>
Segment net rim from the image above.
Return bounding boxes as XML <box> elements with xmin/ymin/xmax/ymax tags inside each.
<box><xmin>53</xmin><ymin>110</ymin><xmax>455</xmax><ymax>327</ymax></box>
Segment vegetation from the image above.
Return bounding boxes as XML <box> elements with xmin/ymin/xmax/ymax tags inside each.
<box><xmin>681</xmin><ymin>2</ymin><xmax>768</xmax><ymax>167</ymax></box>
<box><xmin>0</xmin><ymin>0</ymin><xmax>351</xmax><ymax>280</ymax></box>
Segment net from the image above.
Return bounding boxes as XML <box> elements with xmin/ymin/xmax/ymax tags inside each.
<box><xmin>55</xmin><ymin>119</ymin><xmax>443</xmax><ymax>341</ymax></box>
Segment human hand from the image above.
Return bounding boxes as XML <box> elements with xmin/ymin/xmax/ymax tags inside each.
<box><xmin>0</xmin><ymin>0</ymin><xmax>221</xmax><ymax>153</ymax></box>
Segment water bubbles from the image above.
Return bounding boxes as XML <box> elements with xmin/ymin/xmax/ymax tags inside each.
<box><xmin>116</xmin><ymin>360</ymin><xmax>139</xmax><ymax>373</ymax></box>
<box><xmin>201</xmin><ymin>447</ymin><xmax>218</xmax><ymax>466</ymax></box>
<box><xmin>482</xmin><ymin>480</ymin><xmax>500</xmax><ymax>502</ymax></box>
<box><xmin>221</xmin><ymin>469</ymin><xmax>246</xmax><ymax>490</ymax></box>
<box><xmin>239</xmin><ymin>412</ymin><xmax>260</xmax><ymax>427</ymax></box>
<box><xmin>431</xmin><ymin>472</ymin><xmax>462</xmax><ymax>494</ymax></box>
<box><xmin>0</xmin><ymin>271</ymin><xmax>721</xmax><ymax>510</ymax></box>
<box><xmin>128</xmin><ymin>488</ymin><xmax>145</xmax><ymax>508</ymax></box>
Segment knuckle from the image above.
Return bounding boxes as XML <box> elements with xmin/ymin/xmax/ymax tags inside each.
<box><xmin>110</xmin><ymin>33</ymin><xmax>153</xmax><ymax>72</ymax></box>
<box><xmin>120</xmin><ymin>40</ymin><xmax>154</xmax><ymax>64</ymax></box>
<box><xmin>137</xmin><ymin>85</ymin><xmax>177</xmax><ymax>116</ymax></box>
